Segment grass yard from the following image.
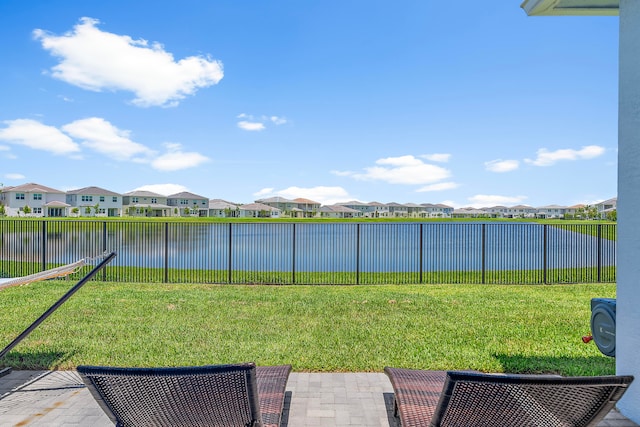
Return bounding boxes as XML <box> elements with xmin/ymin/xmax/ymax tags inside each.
<box><xmin>0</xmin><ymin>281</ymin><xmax>615</xmax><ymax>376</ymax></box>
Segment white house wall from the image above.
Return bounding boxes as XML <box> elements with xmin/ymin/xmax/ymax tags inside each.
<box><xmin>616</xmin><ymin>0</ymin><xmax>640</xmax><ymax>419</ymax></box>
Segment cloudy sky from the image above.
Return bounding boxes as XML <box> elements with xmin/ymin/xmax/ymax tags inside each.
<box><xmin>0</xmin><ymin>1</ymin><xmax>619</xmax><ymax>207</ymax></box>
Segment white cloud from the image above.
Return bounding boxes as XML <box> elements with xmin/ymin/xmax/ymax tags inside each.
<box><xmin>0</xmin><ymin>119</ymin><xmax>80</xmax><ymax>155</ymax></box>
<box><xmin>237</xmin><ymin>113</ymin><xmax>287</xmax><ymax>131</ymax></box>
<box><xmin>525</xmin><ymin>145</ymin><xmax>605</xmax><ymax>167</ymax></box>
<box><xmin>253</xmin><ymin>188</ymin><xmax>275</xmax><ymax>197</ymax></box>
<box><xmin>150</xmin><ymin>143</ymin><xmax>210</xmax><ymax>171</ymax></box>
<box><xmin>0</xmin><ymin>145</ymin><xmax>9</xmax><ymax>151</ymax></box>
<box><xmin>416</xmin><ymin>182</ymin><xmax>459</xmax><ymax>192</ymax></box>
<box><xmin>2</xmin><ymin>117</ymin><xmax>208</xmax><ymax>172</ymax></box>
<box><xmin>62</xmin><ymin>117</ymin><xmax>154</xmax><ymax>161</ymax></box>
<box><xmin>131</xmin><ymin>183</ymin><xmax>189</xmax><ymax>196</ymax></box>
<box><xmin>330</xmin><ymin>170</ymin><xmax>352</xmax><ymax>177</ymax></box>
<box><xmin>270</xmin><ymin>116</ymin><xmax>287</xmax><ymax>125</ymax></box>
<box><xmin>467</xmin><ymin>194</ymin><xmax>528</xmax><ymax>208</ymax></box>
<box><xmin>255</xmin><ymin>186</ymin><xmax>352</xmax><ymax>206</ymax></box>
<box><xmin>237</xmin><ymin>121</ymin><xmax>266</xmax><ymax>131</ymax></box>
<box><xmin>34</xmin><ymin>17</ymin><xmax>223</xmax><ymax>107</ymax></box>
<box><xmin>439</xmin><ymin>200</ymin><xmax>460</xmax><ymax>209</ymax></box>
<box><xmin>485</xmin><ymin>159</ymin><xmax>519</xmax><ymax>173</ymax></box>
<box><xmin>421</xmin><ymin>153</ymin><xmax>451</xmax><ymax>163</ymax></box>
<box><xmin>5</xmin><ymin>173</ymin><xmax>25</xmax><ymax>180</ymax></box>
<box><xmin>336</xmin><ymin>155</ymin><xmax>451</xmax><ymax>185</ymax></box>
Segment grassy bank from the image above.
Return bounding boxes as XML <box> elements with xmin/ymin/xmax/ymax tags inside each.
<box><xmin>0</xmin><ymin>282</ymin><xmax>615</xmax><ymax>375</ymax></box>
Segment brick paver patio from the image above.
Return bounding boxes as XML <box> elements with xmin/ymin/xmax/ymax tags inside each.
<box><xmin>0</xmin><ymin>369</ymin><xmax>636</xmax><ymax>426</ymax></box>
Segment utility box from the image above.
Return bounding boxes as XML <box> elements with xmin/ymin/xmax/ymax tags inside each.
<box><xmin>590</xmin><ymin>298</ymin><xmax>616</xmax><ymax>357</ymax></box>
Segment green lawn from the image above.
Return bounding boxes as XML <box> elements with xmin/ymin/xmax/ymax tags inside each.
<box><xmin>0</xmin><ymin>281</ymin><xmax>615</xmax><ymax>376</ymax></box>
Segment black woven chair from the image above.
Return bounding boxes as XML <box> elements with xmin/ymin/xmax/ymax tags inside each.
<box><xmin>78</xmin><ymin>362</ymin><xmax>291</xmax><ymax>427</ymax></box>
<box><xmin>384</xmin><ymin>367</ymin><xmax>633</xmax><ymax>427</ymax></box>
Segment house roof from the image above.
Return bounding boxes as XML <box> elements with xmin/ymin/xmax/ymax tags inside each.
<box><xmin>123</xmin><ymin>190</ymin><xmax>166</xmax><ymax>198</ymax></box>
<box><xmin>3</xmin><ymin>182</ymin><xmax>64</xmax><ymax>194</ymax></box>
<box><xmin>44</xmin><ymin>201</ymin><xmax>71</xmax><ymax>207</ymax></box>
<box><xmin>209</xmin><ymin>199</ymin><xmax>238</xmax><ymax>209</ymax></box>
<box><xmin>167</xmin><ymin>191</ymin><xmax>208</xmax><ymax>200</ymax></box>
<box><xmin>537</xmin><ymin>204</ymin><xmax>568</xmax><ymax>209</ymax></box>
<box><xmin>336</xmin><ymin>200</ymin><xmax>367</xmax><ymax>206</ymax></box>
<box><xmin>256</xmin><ymin>197</ymin><xmax>293</xmax><ymax>203</ymax></box>
<box><xmin>320</xmin><ymin>205</ymin><xmax>359</xmax><ymax>213</ymax></box>
<box><xmin>240</xmin><ymin>203</ymin><xmax>280</xmax><ymax>212</ymax></box>
<box><xmin>66</xmin><ymin>186</ymin><xmax>121</xmax><ymax>196</ymax></box>
<box><xmin>521</xmin><ymin>0</ymin><xmax>618</xmax><ymax>16</ymax></box>
<box><xmin>294</xmin><ymin>198</ymin><xmax>320</xmax><ymax>204</ymax></box>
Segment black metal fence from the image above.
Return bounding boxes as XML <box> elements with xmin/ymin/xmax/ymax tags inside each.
<box><xmin>0</xmin><ymin>220</ymin><xmax>616</xmax><ymax>285</ymax></box>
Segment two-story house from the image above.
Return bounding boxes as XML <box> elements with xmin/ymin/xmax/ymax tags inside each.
<box><xmin>167</xmin><ymin>191</ymin><xmax>209</xmax><ymax>217</ymax></box>
<box><xmin>66</xmin><ymin>186</ymin><xmax>123</xmax><ymax>217</ymax></box>
<box><xmin>208</xmin><ymin>199</ymin><xmax>240</xmax><ymax>218</ymax></box>
<box><xmin>1</xmin><ymin>182</ymin><xmax>69</xmax><ymax>217</ymax></box>
<box><xmin>122</xmin><ymin>190</ymin><xmax>171</xmax><ymax>217</ymax></box>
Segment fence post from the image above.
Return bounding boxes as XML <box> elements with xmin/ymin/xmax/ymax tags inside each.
<box><xmin>356</xmin><ymin>223</ymin><xmax>360</xmax><ymax>285</ymax></box>
<box><xmin>481</xmin><ymin>223</ymin><xmax>486</xmax><ymax>284</ymax></box>
<box><xmin>597</xmin><ymin>224</ymin><xmax>602</xmax><ymax>283</ymax></box>
<box><xmin>419</xmin><ymin>223</ymin><xmax>423</xmax><ymax>284</ymax></box>
<box><xmin>41</xmin><ymin>220</ymin><xmax>47</xmax><ymax>271</ymax></box>
<box><xmin>164</xmin><ymin>222</ymin><xmax>169</xmax><ymax>283</ymax></box>
<box><xmin>102</xmin><ymin>221</ymin><xmax>108</xmax><ymax>281</ymax></box>
<box><xmin>543</xmin><ymin>224</ymin><xmax>548</xmax><ymax>284</ymax></box>
<box><xmin>292</xmin><ymin>223</ymin><xmax>296</xmax><ymax>284</ymax></box>
<box><xmin>228</xmin><ymin>223</ymin><xmax>232</xmax><ymax>284</ymax></box>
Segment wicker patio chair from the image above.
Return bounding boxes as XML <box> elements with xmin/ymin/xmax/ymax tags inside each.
<box><xmin>78</xmin><ymin>362</ymin><xmax>291</xmax><ymax>427</ymax></box>
<box><xmin>384</xmin><ymin>367</ymin><xmax>633</xmax><ymax>427</ymax></box>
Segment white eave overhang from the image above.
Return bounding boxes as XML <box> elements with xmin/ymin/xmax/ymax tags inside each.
<box><xmin>521</xmin><ymin>0</ymin><xmax>619</xmax><ymax>16</ymax></box>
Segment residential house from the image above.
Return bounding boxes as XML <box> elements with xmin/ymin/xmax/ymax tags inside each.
<box><xmin>122</xmin><ymin>191</ymin><xmax>171</xmax><ymax>217</ymax></box>
<box><xmin>294</xmin><ymin>198</ymin><xmax>321</xmax><ymax>218</ymax></box>
<box><xmin>66</xmin><ymin>186</ymin><xmax>123</xmax><ymax>217</ymax></box>
<box><xmin>421</xmin><ymin>203</ymin><xmax>454</xmax><ymax>218</ymax></box>
<box><xmin>404</xmin><ymin>203</ymin><xmax>426</xmax><ymax>217</ymax></box>
<box><xmin>208</xmin><ymin>199</ymin><xmax>240</xmax><ymax>218</ymax></box>
<box><xmin>256</xmin><ymin>197</ymin><xmax>296</xmax><ymax>216</ymax></box>
<box><xmin>238</xmin><ymin>203</ymin><xmax>281</xmax><ymax>218</ymax></box>
<box><xmin>336</xmin><ymin>201</ymin><xmax>375</xmax><ymax>217</ymax></box>
<box><xmin>167</xmin><ymin>191</ymin><xmax>209</xmax><ymax>217</ymax></box>
<box><xmin>386</xmin><ymin>202</ymin><xmax>408</xmax><ymax>217</ymax></box>
<box><xmin>482</xmin><ymin>206</ymin><xmax>508</xmax><ymax>218</ymax></box>
<box><xmin>368</xmin><ymin>202</ymin><xmax>389</xmax><ymax>218</ymax></box>
<box><xmin>318</xmin><ymin>205</ymin><xmax>360</xmax><ymax>219</ymax></box>
<box><xmin>595</xmin><ymin>197</ymin><xmax>617</xmax><ymax>219</ymax></box>
<box><xmin>452</xmin><ymin>208</ymin><xmax>488</xmax><ymax>218</ymax></box>
<box><xmin>504</xmin><ymin>205</ymin><xmax>537</xmax><ymax>218</ymax></box>
<box><xmin>0</xmin><ymin>182</ymin><xmax>69</xmax><ymax>217</ymax></box>
<box><xmin>535</xmin><ymin>205</ymin><xmax>568</xmax><ymax>219</ymax></box>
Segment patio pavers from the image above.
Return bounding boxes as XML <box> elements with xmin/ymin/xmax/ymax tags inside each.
<box><xmin>0</xmin><ymin>369</ymin><xmax>637</xmax><ymax>426</ymax></box>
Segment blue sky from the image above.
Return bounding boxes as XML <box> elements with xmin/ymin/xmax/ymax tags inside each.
<box><xmin>0</xmin><ymin>1</ymin><xmax>619</xmax><ymax>207</ymax></box>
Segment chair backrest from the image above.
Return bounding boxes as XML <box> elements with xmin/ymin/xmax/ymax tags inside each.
<box><xmin>430</xmin><ymin>371</ymin><xmax>633</xmax><ymax>427</ymax></box>
<box><xmin>78</xmin><ymin>362</ymin><xmax>262</xmax><ymax>427</ymax></box>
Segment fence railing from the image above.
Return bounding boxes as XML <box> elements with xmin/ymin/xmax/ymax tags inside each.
<box><xmin>0</xmin><ymin>220</ymin><xmax>616</xmax><ymax>285</ymax></box>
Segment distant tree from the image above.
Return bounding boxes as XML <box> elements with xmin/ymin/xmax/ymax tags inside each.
<box><xmin>22</xmin><ymin>205</ymin><xmax>32</xmax><ymax>215</ymax></box>
<box><xmin>184</xmin><ymin>207</ymin><xmax>191</xmax><ymax>216</ymax></box>
<box><xmin>71</xmin><ymin>207</ymin><xmax>79</xmax><ymax>216</ymax></box>
<box><xmin>0</xmin><ymin>204</ymin><xmax>5</xmax><ymax>217</ymax></box>
<box><xmin>85</xmin><ymin>206</ymin><xmax>92</xmax><ymax>215</ymax></box>
<box><xmin>93</xmin><ymin>203</ymin><xmax>100</xmax><ymax>215</ymax></box>
<box><xmin>606</xmin><ymin>210</ymin><xmax>617</xmax><ymax>222</ymax></box>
